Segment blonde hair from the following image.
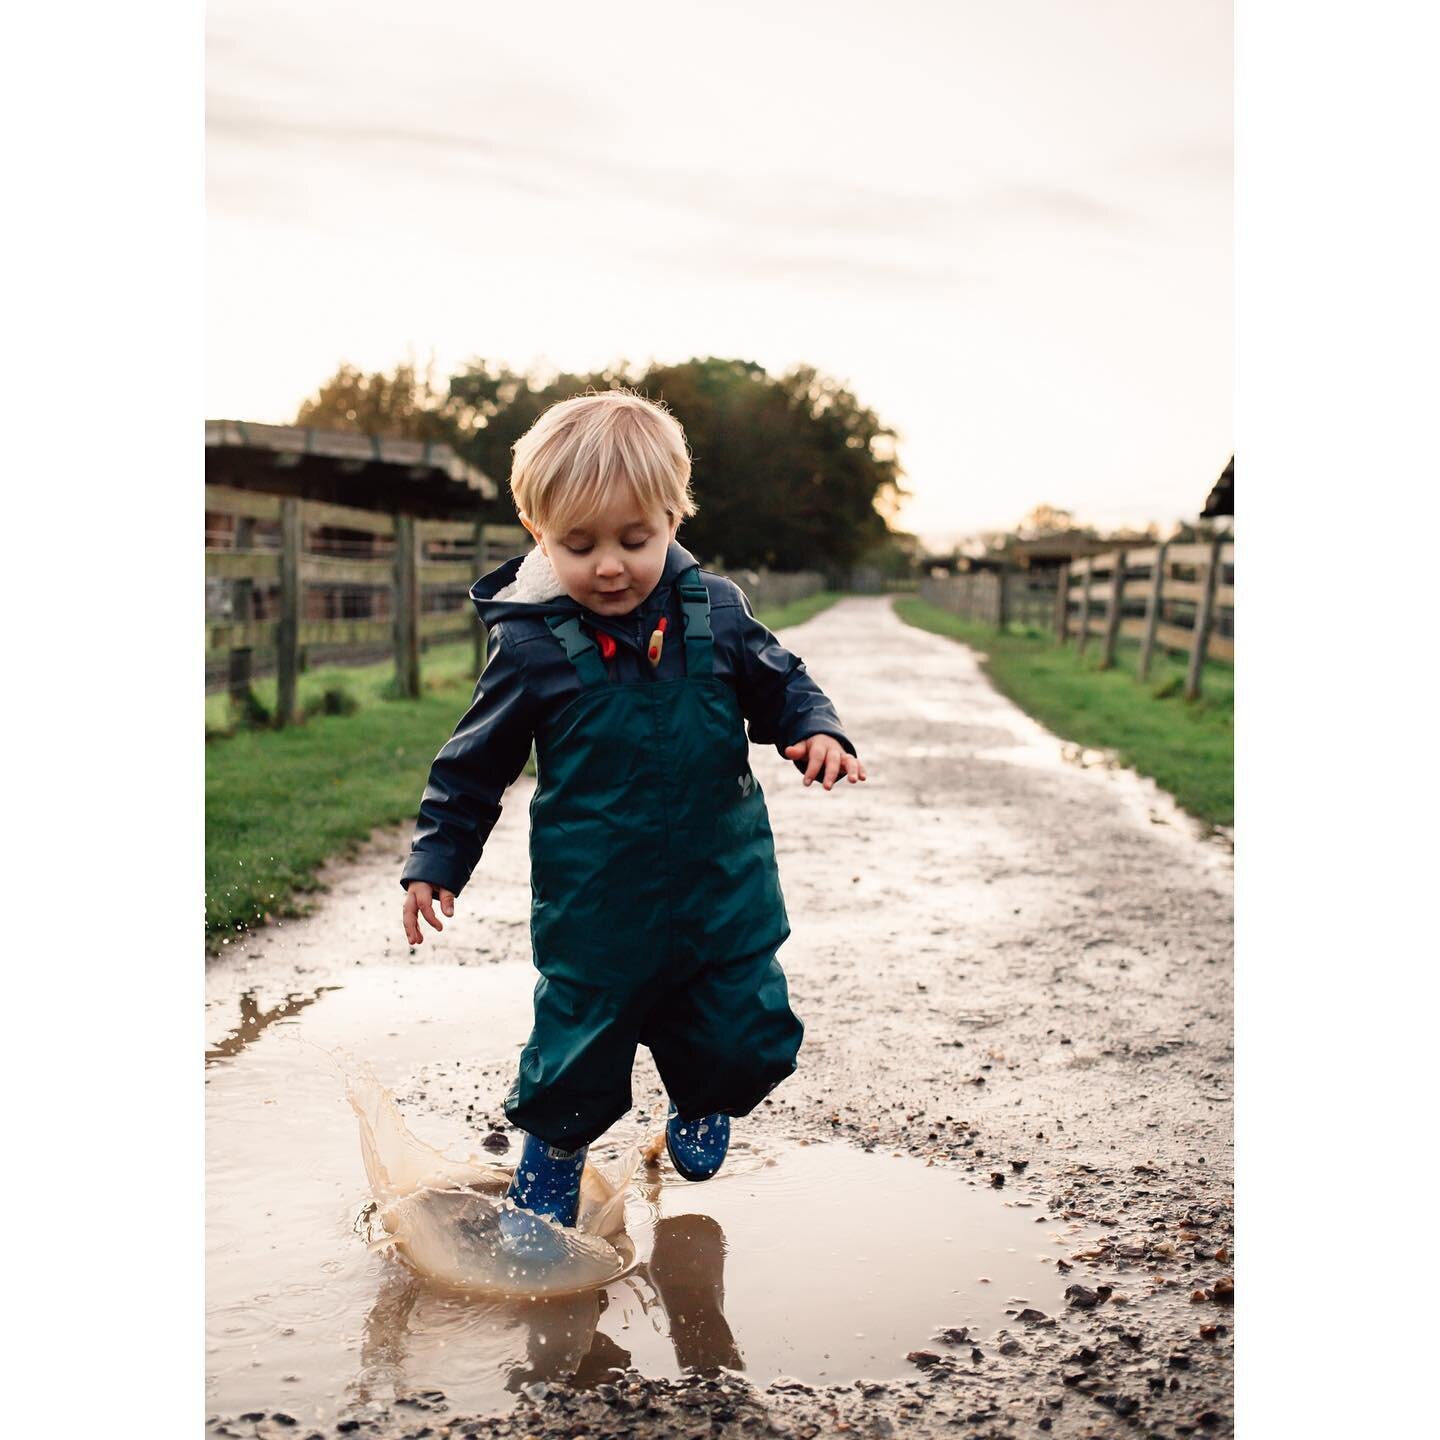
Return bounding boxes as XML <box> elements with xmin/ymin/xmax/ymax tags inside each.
<box><xmin>510</xmin><ymin>388</ymin><xmax>697</xmax><ymax>538</ymax></box>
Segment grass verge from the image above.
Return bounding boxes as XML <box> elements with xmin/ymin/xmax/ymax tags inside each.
<box><xmin>204</xmin><ymin>642</ymin><xmax>480</xmax><ymax>736</ymax></box>
<box><xmin>206</xmin><ymin>594</ymin><xmax>846</xmax><ymax>946</ymax></box>
<box><xmin>891</xmin><ymin>597</ymin><xmax>1232</xmax><ymax>829</ymax></box>
<box><xmin>206</xmin><ymin>660</ymin><xmax>481</xmax><ymax>947</ymax></box>
<box><xmin>753</xmin><ymin>589</ymin><xmax>850</xmax><ymax>630</ymax></box>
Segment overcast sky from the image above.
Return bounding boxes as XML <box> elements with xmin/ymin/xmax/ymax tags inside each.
<box><xmin>206</xmin><ymin>0</ymin><xmax>1231</xmax><ymax>549</ymax></box>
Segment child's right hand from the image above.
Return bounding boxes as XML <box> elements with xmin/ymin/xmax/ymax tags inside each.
<box><xmin>402</xmin><ymin>882</ymin><xmax>456</xmax><ymax>946</ymax></box>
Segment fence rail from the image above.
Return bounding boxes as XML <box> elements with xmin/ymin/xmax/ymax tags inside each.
<box><xmin>729</xmin><ymin>567</ymin><xmax>828</xmax><ymax>610</ymax></box>
<box><xmin>918</xmin><ymin>536</ymin><xmax>1234</xmax><ymax>699</ymax></box>
<box><xmin>205</xmin><ymin>484</ymin><xmax>527</xmax><ymax>722</ymax></box>
<box><xmin>206</xmin><ymin>486</ymin><xmax>832</xmax><ymax>724</ymax></box>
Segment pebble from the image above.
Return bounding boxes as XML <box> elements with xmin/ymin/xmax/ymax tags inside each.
<box><xmin>1096</xmin><ymin>1393</ymin><xmax>1140</xmax><ymax>1417</ymax></box>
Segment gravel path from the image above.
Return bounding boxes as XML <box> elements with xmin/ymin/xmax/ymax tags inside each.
<box><xmin>208</xmin><ymin>593</ymin><xmax>1234</xmax><ymax>1440</ymax></box>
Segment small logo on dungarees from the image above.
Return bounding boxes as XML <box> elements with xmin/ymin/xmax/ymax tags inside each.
<box><xmin>737</xmin><ymin>772</ymin><xmax>754</xmax><ymax>798</ymax></box>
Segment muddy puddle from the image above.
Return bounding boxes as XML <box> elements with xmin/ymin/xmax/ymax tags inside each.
<box><xmin>207</xmin><ymin>964</ymin><xmax>1095</xmax><ymax>1426</ymax></box>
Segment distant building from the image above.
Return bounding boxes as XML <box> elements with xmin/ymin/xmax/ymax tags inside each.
<box><xmin>962</xmin><ymin>530</ymin><xmax>1112</xmax><ymax>575</ymax></box>
<box><xmin>1006</xmin><ymin>531</ymin><xmax>1115</xmax><ymax>573</ymax></box>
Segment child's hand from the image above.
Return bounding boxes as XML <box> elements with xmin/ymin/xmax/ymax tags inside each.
<box><xmin>402</xmin><ymin>881</ymin><xmax>456</xmax><ymax>945</ymax></box>
<box><xmin>783</xmin><ymin>735</ymin><xmax>867</xmax><ymax>790</ymax></box>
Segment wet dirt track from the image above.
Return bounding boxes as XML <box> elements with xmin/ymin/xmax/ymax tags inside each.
<box><xmin>207</xmin><ymin>594</ymin><xmax>1234</xmax><ymax>1440</ymax></box>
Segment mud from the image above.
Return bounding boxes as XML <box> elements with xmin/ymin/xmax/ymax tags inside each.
<box><xmin>207</xmin><ymin>594</ymin><xmax>1234</xmax><ymax>1439</ymax></box>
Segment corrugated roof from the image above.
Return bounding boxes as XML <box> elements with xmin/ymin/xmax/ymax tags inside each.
<box><xmin>205</xmin><ymin>419</ymin><xmax>497</xmax><ymax>500</ymax></box>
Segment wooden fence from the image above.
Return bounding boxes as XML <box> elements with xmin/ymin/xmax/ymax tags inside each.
<box><xmin>918</xmin><ymin>535</ymin><xmax>1234</xmax><ymax>699</ymax></box>
<box><xmin>206</xmin><ymin>486</ymin><xmax>833</xmax><ymax>723</ymax></box>
<box><xmin>730</xmin><ymin>567</ymin><xmax>829</xmax><ymax>610</ymax></box>
<box><xmin>205</xmin><ymin>483</ymin><xmax>527</xmax><ymax>723</ymax></box>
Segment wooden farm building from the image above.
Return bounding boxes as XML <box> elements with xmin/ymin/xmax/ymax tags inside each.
<box><xmin>1201</xmin><ymin>455</ymin><xmax>1235</xmax><ymax>519</ymax></box>
<box><xmin>205</xmin><ymin>420</ymin><xmax>526</xmax><ymax>711</ymax></box>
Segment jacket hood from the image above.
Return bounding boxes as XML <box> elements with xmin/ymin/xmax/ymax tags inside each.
<box><xmin>469</xmin><ymin>537</ymin><xmax>704</xmax><ymax>628</ymax></box>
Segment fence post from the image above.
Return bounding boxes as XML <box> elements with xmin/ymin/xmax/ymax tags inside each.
<box><xmin>1137</xmin><ymin>541</ymin><xmax>1168</xmax><ymax>682</ymax></box>
<box><xmin>472</xmin><ymin>518</ymin><xmax>488</xmax><ymax>676</ymax></box>
<box><xmin>1054</xmin><ymin>562</ymin><xmax>1071</xmax><ymax>643</ymax></box>
<box><xmin>1184</xmin><ymin>534</ymin><xmax>1223</xmax><ymax>701</ymax></box>
<box><xmin>275</xmin><ymin>497</ymin><xmax>301</xmax><ymax>726</ymax></box>
<box><xmin>227</xmin><ymin>514</ymin><xmax>256</xmax><ymax>711</ymax></box>
<box><xmin>1075</xmin><ymin>559</ymin><xmax>1094</xmax><ymax>654</ymax></box>
<box><xmin>393</xmin><ymin>513</ymin><xmax>420</xmax><ymax>699</ymax></box>
<box><xmin>1099</xmin><ymin>549</ymin><xmax>1127</xmax><ymax>670</ymax></box>
<box><xmin>995</xmin><ymin>562</ymin><xmax>1010</xmax><ymax>633</ymax></box>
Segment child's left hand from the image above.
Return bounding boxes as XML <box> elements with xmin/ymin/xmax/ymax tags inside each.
<box><xmin>783</xmin><ymin>735</ymin><xmax>867</xmax><ymax>790</ymax></box>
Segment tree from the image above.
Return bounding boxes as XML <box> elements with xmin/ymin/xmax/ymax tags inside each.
<box><xmin>293</xmin><ymin>353</ymin><xmax>910</xmax><ymax>570</ymax></box>
<box><xmin>1017</xmin><ymin>504</ymin><xmax>1078</xmax><ymax>538</ymax></box>
<box><xmin>442</xmin><ymin>361</ymin><xmax>632</xmax><ymax>492</ymax></box>
<box><xmin>295</xmin><ymin>358</ymin><xmax>455</xmax><ymax>443</ymax></box>
<box><xmin>632</xmin><ymin>357</ymin><xmax>908</xmax><ymax>570</ymax></box>
<box><xmin>436</xmin><ymin>355</ymin><xmax>907</xmax><ymax>570</ymax></box>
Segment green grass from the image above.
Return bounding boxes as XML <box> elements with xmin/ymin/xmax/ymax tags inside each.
<box><xmin>204</xmin><ymin>640</ymin><xmax>481</xmax><ymax>736</ymax></box>
<box><xmin>753</xmin><ymin>589</ymin><xmax>849</xmax><ymax>630</ymax></box>
<box><xmin>205</xmin><ymin>661</ymin><xmax>485</xmax><ymax>946</ymax></box>
<box><xmin>892</xmin><ymin>597</ymin><xmax>1233</xmax><ymax>829</ymax></box>
<box><xmin>206</xmin><ymin>594</ymin><xmax>846</xmax><ymax>946</ymax></box>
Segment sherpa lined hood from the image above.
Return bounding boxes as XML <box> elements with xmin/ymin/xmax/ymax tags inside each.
<box><xmin>468</xmin><ymin>537</ymin><xmax>705</xmax><ymax>629</ymax></box>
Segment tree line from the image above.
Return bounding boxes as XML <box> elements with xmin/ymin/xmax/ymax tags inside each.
<box><xmin>295</xmin><ymin>356</ymin><xmax>911</xmax><ymax>572</ymax></box>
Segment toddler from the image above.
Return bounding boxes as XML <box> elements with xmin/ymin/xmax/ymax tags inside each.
<box><xmin>400</xmin><ymin>390</ymin><xmax>866</xmax><ymax>1242</ymax></box>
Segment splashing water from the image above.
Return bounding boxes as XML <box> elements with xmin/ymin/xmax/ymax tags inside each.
<box><xmin>344</xmin><ymin>1057</ymin><xmax>652</xmax><ymax>1298</ymax></box>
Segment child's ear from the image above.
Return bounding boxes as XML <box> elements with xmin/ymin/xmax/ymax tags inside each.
<box><xmin>518</xmin><ymin>513</ymin><xmax>545</xmax><ymax>551</ymax></box>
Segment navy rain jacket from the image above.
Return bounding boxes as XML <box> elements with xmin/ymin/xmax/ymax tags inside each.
<box><xmin>400</xmin><ymin>538</ymin><xmax>858</xmax><ymax>897</ymax></box>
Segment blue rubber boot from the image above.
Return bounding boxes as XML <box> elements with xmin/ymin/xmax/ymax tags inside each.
<box><xmin>498</xmin><ymin>1134</ymin><xmax>587</xmax><ymax>1261</ymax></box>
<box><xmin>665</xmin><ymin>1103</ymin><xmax>730</xmax><ymax>1181</ymax></box>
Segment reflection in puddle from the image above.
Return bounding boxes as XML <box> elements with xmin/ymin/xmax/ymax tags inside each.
<box><xmin>349</xmin><ymin>1198</ymin><xmax>748</xmax><ymax>1407</ymax></box>
<box><xmin>207</xmin><ymin>964</ymin><xmax>1096</xmax><ymax>1425</ymax></box>
<box><xmin>206</xmin><ymin>985</ymin><xmax>342</xmax><ymax>1065</ymax></box>
<box><xmin>648</xmin><ymin>1214</ymin><xmax>743</xmax><ymax>1372</ymax></box>
<box><xmin>313</xmin><ymin>1141</ymin><xmax>1092</xmax><ymax>1417</ymax></box>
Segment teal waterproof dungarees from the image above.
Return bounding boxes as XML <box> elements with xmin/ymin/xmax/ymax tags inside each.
<box><xmin>503</xmin><ymin>566</ymin><xmax>804</xmax><ymax>1151</ymax></box>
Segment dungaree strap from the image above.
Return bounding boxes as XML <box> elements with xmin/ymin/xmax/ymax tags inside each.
<box><xmin>544</xmin><ymin>567</ymin><xmax>712</xmax><ymax>683</ymax></box>
<box><xmin>677</xmin><ymin>566</ymin><xmax>713</xmax><ymax>676</ymax></box>
<box><xmin>544</xmin><ymin>615</ymin><xmax>609</xmax><ymax>687</ymax></box>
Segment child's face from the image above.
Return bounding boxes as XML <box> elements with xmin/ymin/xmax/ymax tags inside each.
<box><xmin>532</xmin><ymin>489</ymin><xmax>680</xmax><ymax>617</ymax></box>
